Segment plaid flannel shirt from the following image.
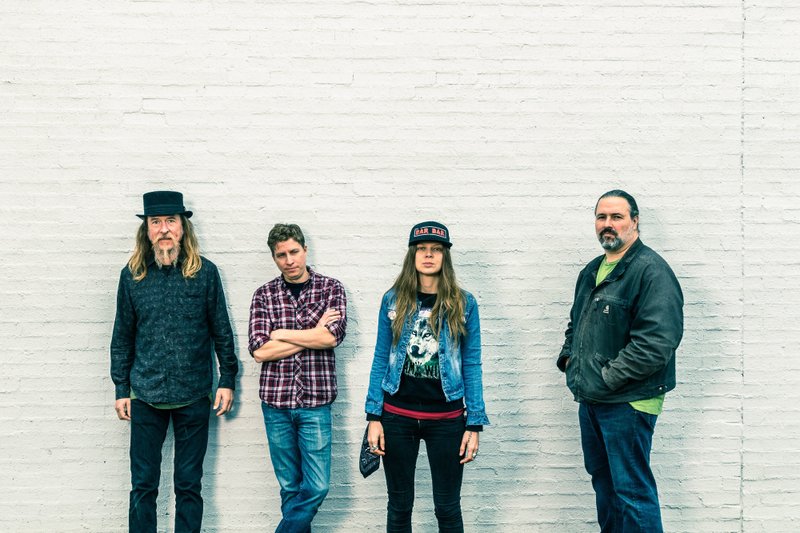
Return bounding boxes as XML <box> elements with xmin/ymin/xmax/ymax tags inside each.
<box><xmin>248</xmin><ymin>267</ymin><xmax>347</xmax><ymax>409</ymax></box>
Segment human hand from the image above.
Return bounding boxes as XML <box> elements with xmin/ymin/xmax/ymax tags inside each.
<box><xmin>316</xmin><ymin>308</ymin><xmax>341</xmax><ymax>329</ymax></box>
<box><xmin>214</xmin><ymin>388</ymin><xmax>234</xmax><ymax>416</ymax></box>
<box><xmin>459</xmin><ymin>430</ymin><xmax>479</xmax><ymax>464</ymax></box>
<box><xmin>367</xmin><ymin>420</ymin><xmax>385</xmax><ymax>456</ymax></box>
<box><xmin>115</xmin><ymin>398</ymin><xmax>131</xmax><ymax>421</ymax></box>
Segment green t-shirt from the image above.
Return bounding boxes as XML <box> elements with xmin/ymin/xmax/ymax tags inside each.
<box><xmin>596</xmin><ymin>257</ymin><xmax>665</xmax><ymax>415</ymax></box>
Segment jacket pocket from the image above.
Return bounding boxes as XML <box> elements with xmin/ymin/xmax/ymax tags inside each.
<box><xmin>181</xmin><ymin>290</ymin><xmax>205</xmax><ymax>320</ymax></box>
<box><xmin>582</xmin><ymin>352</ymin><xmax>612</xmax><ymax>400</ymax></box>
<box><xmin>565</xmin><ymin>357</ymin><xmax>576</xmax><ymax>393</ymax></box>
<box><xmin>594</xmin><ymin>295</ymin><xmax>629</xmax><ymax>326</ymax></box>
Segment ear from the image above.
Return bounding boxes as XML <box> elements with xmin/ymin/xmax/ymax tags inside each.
<box><xmin>632</xmin><ymin>216</ymin><xmax>639</xmax><ymax>231</ymax></box>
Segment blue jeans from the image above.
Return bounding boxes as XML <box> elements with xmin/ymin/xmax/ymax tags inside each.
<box><xmin>381</xmin><ymin>412</ymin><xmax>466</xmax><ymax>533</ymax></box>
<box><xmin>579</xmin><ymin>402</ymin><xmax>662</xmax><ymax>533</ymax></box>
<box><xmin>261</xmin><ymin>403</ymin><xmax>332</xmax><ymax>533</ymax></box>
<box><xmin>129</xmin><ymin>397</ymin><xmax>210</xmax><ymax>533</ymax></box>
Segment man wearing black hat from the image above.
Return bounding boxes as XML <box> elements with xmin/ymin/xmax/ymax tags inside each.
<box><xmin>110</xmin><ymin>191</ymin><xmax>238</xmax><ymax>533</ymax></box>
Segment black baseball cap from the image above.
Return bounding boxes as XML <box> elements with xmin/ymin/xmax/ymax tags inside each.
<box><xmin>408</xmin><ymin>221</ymin><xmax>452</xmax><ymax>248</ymax></box>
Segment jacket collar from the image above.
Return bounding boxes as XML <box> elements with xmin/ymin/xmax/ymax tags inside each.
<box><xmin>591</xmin><ymin>238</ymin><xmax>645</xmax><ymax>285</ymax></box>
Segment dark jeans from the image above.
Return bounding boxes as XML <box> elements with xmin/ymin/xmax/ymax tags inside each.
<box><xmin>381</xmin><ymin>412</ymin><xmax>466</xmax><ymax>533</ymax></box>
<box><xmin>129</xmin><ymin>397</ymin><xmax>210</xmax><ymax>533</ymax></box>
<box><xmin>579</xmin><ymin>402</ymin><xmax>662</xmax><ymax>533</ymax></box>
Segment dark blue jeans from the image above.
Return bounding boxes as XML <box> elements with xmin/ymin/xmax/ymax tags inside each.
<box><xmin>381</xmin><ymin>412</ymin><xmax>466</xmax><ymax>533</ymax></box>
<box><xmin>579</xmin><ymin>402</ymin><xmax>662</xmax><ymax>533</ymax></box>
<box><xmin>261</xmin><ymin>403</ymin><xmax>332</xmax><ymax>533</ymax></box>
<box><xmin>129</xmin><ymin>397</ymin><xmax>210</xmax><ymax>533</ymax></box>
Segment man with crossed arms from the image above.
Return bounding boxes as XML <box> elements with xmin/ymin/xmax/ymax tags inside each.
<box><xmin>248</xmin><ymin>223</ymin><xmax>347</xmax><ymax>533</ymax></box>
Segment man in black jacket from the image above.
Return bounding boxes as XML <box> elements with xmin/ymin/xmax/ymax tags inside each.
<box><xmin>558</xmin><ymin>190</ymin><xmax>683</xmax><ymax>533</ymax></box>
<box><xmin>111</xmin><ymin>191</ymin><xmax>238</xmax><ymax>533</ymax></box>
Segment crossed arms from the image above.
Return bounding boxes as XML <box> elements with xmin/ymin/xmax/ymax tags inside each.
<box><xmin>252</xmin><ymin>308</ymin><xmax>342</xmax><ymax>363</ymax></box>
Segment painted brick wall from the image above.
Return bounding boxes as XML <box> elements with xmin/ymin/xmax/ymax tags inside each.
<box><xmin>742</xmin><ymin>2</ymin><xmax>800</xmax><ymax>532</ymax></box>
<box><xmin>0</xmin><ymin>1</ymin><xmax>797</xmax><ymax>531</ymax></box>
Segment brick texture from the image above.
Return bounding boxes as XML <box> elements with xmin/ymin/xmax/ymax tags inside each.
<box><xmin>0</xmin><ymin>1</ymin><xmax>797</xmax><ymax>531</ymax></box>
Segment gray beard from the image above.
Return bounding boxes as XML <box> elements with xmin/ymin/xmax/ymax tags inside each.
<box><xmin>599</xmin><ymin>236</ymin><xmax>624</xmax><ymax>251</ymax></box>
<box><xmin>153</xmin><ymin>241</ymin><xmax>181</xmax><ymax>268</ymax></box>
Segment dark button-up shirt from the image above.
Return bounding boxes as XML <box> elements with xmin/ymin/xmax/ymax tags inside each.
<box><xmin>110</xmin><ymin>255</ymin><xmax>238</xmax><ymax>404</ymax></box>
<box><xmin>248</xmin><ymin>267</ymin><xmax>347</xmax><ymax>409</ymax></box>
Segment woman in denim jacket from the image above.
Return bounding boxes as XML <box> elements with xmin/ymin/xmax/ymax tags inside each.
<box><xmin>364</xmin><ymin>221</ymin><xmax>489</xmax><ymax>533</ymax></box>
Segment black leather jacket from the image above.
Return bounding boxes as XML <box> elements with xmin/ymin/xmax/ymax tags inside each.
<box><xmin>558</xmin><ymin>239</ymin><xmax>683</xmax><ymax>403</ymax></box>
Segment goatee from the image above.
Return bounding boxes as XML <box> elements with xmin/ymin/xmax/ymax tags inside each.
<box><xmin>599</xmin><ymin>236</ymin><xmax>624</xmax><ymax>251</ymax></box>
<box><xmin>153</xmin><ymin>240</ymin><xmax>181</xmax><ymax>268</ymax></box>
<box><xmin>598</xmin><ymin>228</ymin><xmax>623</xmax><ymax>251</ymax></box>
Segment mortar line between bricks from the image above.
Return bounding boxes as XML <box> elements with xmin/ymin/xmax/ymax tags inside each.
<box><xmin>739</xmin><ymin>1</ymin><xmax>746</xmax><ymax>531</ymax></box>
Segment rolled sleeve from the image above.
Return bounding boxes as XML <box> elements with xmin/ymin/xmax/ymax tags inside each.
<box><xmin>461</xmin><ymin>294</ymin><xmax>489</xmax><ymax>426</ymax></box>
<box><xmin>324</xmin><ymin>280</ymin><xmax>348</xmax><ymax>346</ymax></box>
<box><xmin>365</xmin><ymin>291</ymin><xmax>394</xmax><ymax>417</ymax></box>
<box><xmin>248</xmin><ymin>289</ymin><xmax>273</xmax><ymax>354</ymax></box>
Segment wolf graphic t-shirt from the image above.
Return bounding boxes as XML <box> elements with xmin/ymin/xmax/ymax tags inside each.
<box><xmin>383</xmin><ymin>292</ymin><xmax>464</xmax><ymax>414</ymax></box>
<box><xmin>403</xmin><ymin>294</ymin><xmax>440</xmax><ymax>380</ymax></box>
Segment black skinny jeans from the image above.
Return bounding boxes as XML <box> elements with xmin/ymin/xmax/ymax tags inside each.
<box><xmin>381</xmin><ymin>412</ymin><xmax>465</xmax><ymax>533</ymax></box>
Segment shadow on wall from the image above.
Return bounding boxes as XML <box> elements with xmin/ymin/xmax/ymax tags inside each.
<box><xmin>201</xmin><ymin>343</ymin><xmax>243</xmax><ymax>532</ymax></box>
<box><xmin>649</xmin><ymin>261</ymin><xmax>733</xmax><ymax>528</ymax></box>
<box><xmin>326</xmin><ymin>283</ymin><xmax>359</xmax><ymax>530</ymax></box>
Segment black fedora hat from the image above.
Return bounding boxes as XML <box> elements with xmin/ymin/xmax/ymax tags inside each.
<box><xmin>137</xmin><ymin>191</ymin><xmax>193</xmax><ymax>219</ymax></box>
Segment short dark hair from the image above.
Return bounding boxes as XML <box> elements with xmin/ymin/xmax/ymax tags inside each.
<box><xmin>267</xmin><ymin>223</ymin><xmax>306</xmax><ymax>256</ymax></box>
<box><xmin>596</xmin><ymin>189</ymin><xmax>639</xmax><ymax>219</ymax></box>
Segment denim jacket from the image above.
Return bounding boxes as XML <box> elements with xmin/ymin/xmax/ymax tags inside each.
<box><xmin>365</xmin><ymin>288</ymin><xmax>490</xmax><ymax>427</ymax></box>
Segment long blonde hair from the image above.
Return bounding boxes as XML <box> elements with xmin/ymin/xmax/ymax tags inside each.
<box><xmin>390</xmin><ymin>245</ymin><xmax>466</xmax><ymax>346</ymax></box>
<box><xmin>127</xmin><ymin>215</ymin><xmax>202</xmax><ymax>281</ymax></box>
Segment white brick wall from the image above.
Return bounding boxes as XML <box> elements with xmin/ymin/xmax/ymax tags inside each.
<box><xmin>1</xmin><ymin>1</ymin><xmax>797</xmax><ymax>531</ymax></box>
<box><xmin>742</xmin><ymin>2</ymin><xmax>800</xmax><ymax>532</ymax></box>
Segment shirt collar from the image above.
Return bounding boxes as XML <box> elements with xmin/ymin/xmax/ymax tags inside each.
<box><xmin>278</xmin><ymin>266</ymin><xmax>316</xmax><ymax>288</ymax></box>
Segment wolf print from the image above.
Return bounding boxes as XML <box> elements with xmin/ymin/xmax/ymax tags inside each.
<box><xmin>404</xmin><ymin>316</ymin><xmax>440</xmax><ymax>379</ymax></box>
